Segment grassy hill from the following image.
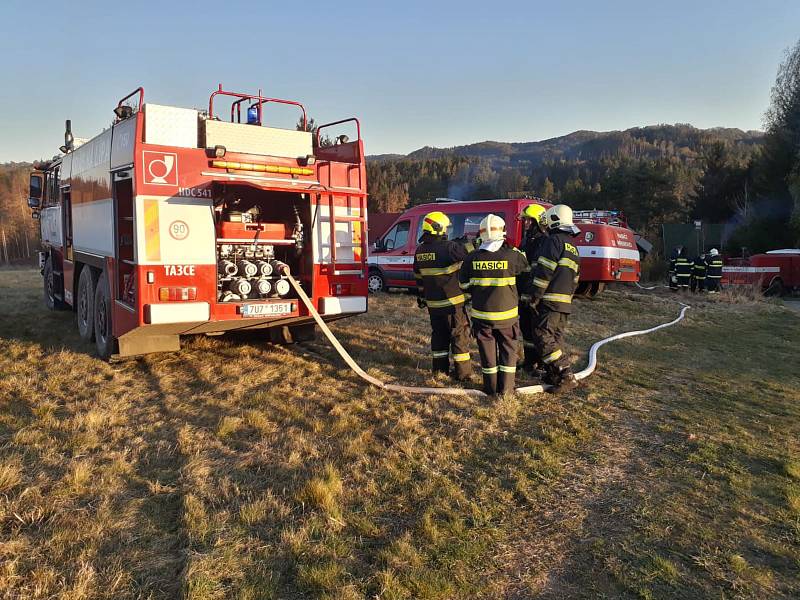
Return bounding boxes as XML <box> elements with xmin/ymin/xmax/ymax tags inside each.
<box><xmin>0</xmin><ymin>269</ymin><xmax>798</xmax><ymax>599</ymax></box>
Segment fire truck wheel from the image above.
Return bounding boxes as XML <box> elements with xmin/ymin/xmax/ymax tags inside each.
<box><xmin>289</xmin><ymin>323</ymin><xmax>317</xmax><ymax>343</ymax></box>
<box><xmin>765</xmin><ymin>278</ymin><xmax>785</xmax><ymax>297</ymax></box>
<box><xmin>368</xmin><ymin>269</ymin><xmax>385</xmax><ymax>293</ymax></box>
<box><xmin>76</xmin><ymin>266</ymin><xmax>98</xmax><ymax>342</ymax></box>
<box><xmin>588</xmin><ymin>282</ymin><xmax>606</xmax><ymax>298</ymax></box>
<box><xmin>93</xmin><ymin>271</ymin><xmax>117</xmax><ymax>360</ymax></box>
<box><xmin>43</xmin><ymin>256</ymin><xmax>65</xmax><ymax>311</ymax></box>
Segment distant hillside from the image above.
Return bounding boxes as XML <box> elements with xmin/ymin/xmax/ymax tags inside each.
<box><xmin>364</xmin><ymin>124</ymin><xmax>767</xmax><ymax>240</ymax></box>
<box><xmin>370</xmin><ymin>124</ymin><xmax>763</xmax><ymax>165</ymax></box>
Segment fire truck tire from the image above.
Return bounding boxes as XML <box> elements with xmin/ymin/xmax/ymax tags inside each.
<box><xmin>290</xmin><ymin>323</ymin><xmax>317</xmax><ymax>343</ymax></box>
<box><xmin>76</xmin><ymin>266</ymin><xmax>98</xmax><ymax>342</ymax></box>
<box><xmin>368</xmin><ymin>269</ymin><xmax>385</xmax><ymax>293</ymax></box>
<box><xmin>765</xmin><ymin>278</ymin><xmax>785</xmax><ymax>297</ymax></box>
<box><xmin>43</xmin><ymin>256</ymin><xmax>65</xmax><ymax>311</ymax></box>
<box><xmin>589</xmin><ymin>282</ymin><xmax>605</xmax><ymax>297</ymax></box>
<box><xmin>93</xmin><ymin>271</ymin><xmax>117</xmax><ymax>360</ymax></box>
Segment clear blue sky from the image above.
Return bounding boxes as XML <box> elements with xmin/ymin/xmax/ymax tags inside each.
<box><xmin>1</xmin><ymin>0</ymin><xmax>798</xmax><ymax>162</ymax></box>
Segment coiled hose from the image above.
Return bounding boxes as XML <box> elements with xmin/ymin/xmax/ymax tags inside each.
<box><xmin>288</xmin><ymin>276</ymin><xmax>689</xmax><ymax>397</ymax></box>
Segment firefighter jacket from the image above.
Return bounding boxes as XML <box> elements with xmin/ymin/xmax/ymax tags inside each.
<box><xmin>673</xmin><ymin>256</ymin><xmax>693</xmax><ymax>283</ymax></box>
<box><xmin>413</xmin><ymin>233</ymin><xmax>471</xmax><ymax>313</ymax></box>
<box><xmin>517</xmin><ymin>229</ymin><xmax>548</xmax><ymax>299</ymax></box>
<box><xmin>459</xmin><ymin>243</ymin><xmax>529</xmax><ymax>328</ymax></box>
<box><xmin>692</xmin><ymin>257</ymin><xmax>707</xmax><ymax>280</ymax></box>
<box><xmin>530</xmin><ymin>231</ymin><xmax>581</xmax><ymax>314</ymax></box>
<box><xmin>706</xmin><ymin>256</ymin><xmax>723</xmax><ymax>279</ymax></box>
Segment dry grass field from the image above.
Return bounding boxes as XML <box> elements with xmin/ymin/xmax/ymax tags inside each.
<box><xmin>1</xmin><ymin>268</ymin><xmax>799</xmax><ymax>599</ymax></box>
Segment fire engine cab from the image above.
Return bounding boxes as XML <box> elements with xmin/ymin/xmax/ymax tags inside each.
<box><xmin>27</xmin><ymin>86</ymin><xmax>368</xmax><ymax>359</ymax></box>
<box><xmin>368</xmin><ymin>200</ymin><xmax>640</xmax><ymax>297</ymax></box>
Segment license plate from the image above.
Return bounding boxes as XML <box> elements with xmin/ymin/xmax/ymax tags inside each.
<box><xmin>241</xmin><ymin>302</ymin><xmax>293</xmax><ymax>318</ymax></box>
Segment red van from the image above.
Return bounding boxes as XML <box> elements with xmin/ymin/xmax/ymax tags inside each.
<box><xmin>367</xmin><ymin>199</ymin><xmax>640</xmax><ymax>296</ymax></box>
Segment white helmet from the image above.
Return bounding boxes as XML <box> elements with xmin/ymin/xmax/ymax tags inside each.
<box><xmin>479</xmin><ymin>213</ymin><xmax>506</xmax><ymax>242</ymax></box>
<box><xmin>545</xmin><ymin>204</ymin><xmax>578</xmax><ymax>233</ymax></box>
<box><xmin>709</xmin><ymin>248</ymin><xmax>719</xmax><ymax>256</ymax></box>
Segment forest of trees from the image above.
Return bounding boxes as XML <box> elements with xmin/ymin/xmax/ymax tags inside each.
<box><xmin>0</xmin><ymin>163</ymin><xmax>37</xmax><ymax>264</ymax></box>
<box><xmin>3</xmin><ymin>39</ymin><xmax>799</xmax><ymax>263</ymax></box>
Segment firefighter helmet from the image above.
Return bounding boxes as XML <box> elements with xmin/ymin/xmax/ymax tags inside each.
<box><xmin>709</xmin><ymin>248</ymin><xmax>719</xmax><ymax>256</ymax></box>
<box><xmin>479</xmin><ymin>213</ymin><xmax>506</xmax><ymax>241</ymax></box>
<box><xmin>544</xmin><ymin>204</ymin><xmax>576</xmax><ymax>231</ymax></box>
<box><xmin>421</xmin><ymin>211</ymin><xmax>451</xmax><ymax>235</ymax></box>
<box><xmin>518</xmin><ymin>203</ymin><xmax>547</xmax><ymax>225</ymax></box>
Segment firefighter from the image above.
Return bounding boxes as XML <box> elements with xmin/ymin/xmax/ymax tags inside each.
<box><xmin>668</xmin><ymin>246</ymin><xmax>680</xmax><ymax>290</ymax></box>
<box><xmin>413</xmin><ymin>211</ymin><xmax>473</xmax><ymax>380</ymax></box>
<box><xmin>706</xmin><ymin>248</ymin><xmax>723</xmax><ymax>293</ymax></box>
<box><xmin>691</xmin><ymin>252</ymin><xmax>707</xmax><ymax>293</ymax></box>
<box><xmin>674</xmin><ymin>247</ymin><xmax>693</xmax><ymax>291</ymax></box>
<box><xmin>529</xmin><ymin>204</ymin><xmax>581</xmax><ymax>391</ymax></box>
<box><xmin>458</xmin><ymin>214</ymin><xmax>529</xmax><ymax>396</ymax></box>
<box><xmin>516</xmin><ymin>203</ymin><xmax>549</xmax><ymax>374</ymax></box>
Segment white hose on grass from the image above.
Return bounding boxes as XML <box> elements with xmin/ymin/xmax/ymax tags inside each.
<box><xmin>288</xmin><ymin>276</ymin><xmax>689</xmax><ymax>398</ymax></box>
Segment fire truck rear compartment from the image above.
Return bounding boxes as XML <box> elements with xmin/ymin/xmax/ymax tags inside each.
<box><xmin>213</xmin><ymin>186</ymin><xmax>311</xmax><ymax>304</ymax></box>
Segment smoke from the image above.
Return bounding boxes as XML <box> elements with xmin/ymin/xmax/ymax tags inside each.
<box><xmin>446</xmin><ymin>162</ymin><xmax>497</xmax><ymax>200</ymax></box>
<box><xmin>721</xmin><ymin>195</ymin><xmax>796</xmax><ymax>253</ymax></box>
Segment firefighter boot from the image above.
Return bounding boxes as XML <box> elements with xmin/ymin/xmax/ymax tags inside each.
<box><xmin>522</xmin><ymin>361</ymin><xmax>547</xmax><ymax>380</ymax></box>
<box><xmin>544</xmin><ymin>365</ymin><xmax>578</xmax><ymax>392</ymax></box>
<box><xmin>431</xmin><ymin>353</ymin><xmax>450</xmax><ymax>375</ymax></box>
<box><xmin>452</xmin><ymin>358</ymin><xmax>472</xmax><ymax>382</ymax></box>
<box><xmin>480</xmin><ymin>369</ymin><xmax>498</xmax><ymax>396</ymax></box>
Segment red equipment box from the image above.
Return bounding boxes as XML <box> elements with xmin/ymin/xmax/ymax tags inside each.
<box><xmin>217</xmin><ymin>221</ymin><xmax>288</xmax><ymax>242</ymax></box>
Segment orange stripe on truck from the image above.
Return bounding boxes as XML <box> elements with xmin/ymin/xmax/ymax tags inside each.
<box><xmin>144</xmin><ymin>199</ymin><xmax>161</xmax><ymax>261</ymax></box>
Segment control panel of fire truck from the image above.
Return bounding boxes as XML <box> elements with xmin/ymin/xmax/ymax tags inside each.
<box><xmin>214</xmin><ymin>189</ymin><xmax>305</xmax><ymax>303</ymax></box>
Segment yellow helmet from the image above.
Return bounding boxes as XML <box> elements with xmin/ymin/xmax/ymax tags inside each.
<box><xmin>421</xmin><ymin>211</ymin><xmax>451</xmax><ymax>235</ymax></box>
<box><xmin>518</xmin><ymin>203</ymin><xmax>547</xmax><ymax>225</ymax></box>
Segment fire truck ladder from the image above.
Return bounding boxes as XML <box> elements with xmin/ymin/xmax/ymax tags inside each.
<box><xmin>325</xmin><ymin>164</ymin><xmax>367</xmax><ymax>277</ymax></box>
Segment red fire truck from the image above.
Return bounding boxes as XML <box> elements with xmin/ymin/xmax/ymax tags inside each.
<box><xmin>27</xmin><ymin>86</ymin><xmax>368</xmax><ymax>359</ymax></box>
<box><xmin>722</xmin><ymin>249</ymin><xmax>800</xmax><ymax>295</ymax></box>
<box><xmin>367</xmin><ymin>201</ymin><xmax>640</xmax><ymax>296</ymax></box>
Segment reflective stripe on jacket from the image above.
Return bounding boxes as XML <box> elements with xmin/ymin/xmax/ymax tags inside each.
<box><xmin>413</xmin><ymin>234</ymin><xmax>471</xmax><ymax>313</ymax></box>
<box><xmin>530</xmin><ymin>231</ymin><xmax>581</xmax><ymax>314</ymax></box>
<box><xmin>459</xmin><ymin>244</ymin><xmax>529</xmax><ymax>328</ymax></box>
<box><xmin>706</xmin><ymin>258</ymin><xmax>723</xmax><ymax>279</ymax></box>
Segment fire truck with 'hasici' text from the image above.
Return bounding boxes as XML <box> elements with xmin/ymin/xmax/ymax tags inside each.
<box><xmin>27</xmin><ymin>86</ymin><xmax>368</xmax><ymax>359</ymax></box>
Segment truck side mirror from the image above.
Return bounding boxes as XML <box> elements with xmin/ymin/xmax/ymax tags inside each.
<box><xmin>374</xmin><ymin>239</ymin><xmax>385</xmax><ymax>252</ymax></box>
<box><xmin>29</xmin><ymin>174</ymin><xmax>43</xmax><ymax>208</ymax></box>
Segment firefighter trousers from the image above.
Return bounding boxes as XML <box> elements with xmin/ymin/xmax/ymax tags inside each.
<box><xmin>532</xmin><ymin>308</ymin><xmax>572</xmax><ymax>384</ymax></box>
<box><xmin>429</xmin><ymin>305</ymin><xmax>472</xmax><ymax>379</ymax></box>
<box><xmin>518</xmin><ymin>302</ymin><xmax>540</xmax><ymax>368</ymax></box>
<box><xmin>706</xmin><ymin>278</ymin><xmax>721</xmax><ymax>293</ymax></box>
<box><xmin>472</xmin><ymin>321</ymin><xmax>519</xmax><ymax>395</ymax></box>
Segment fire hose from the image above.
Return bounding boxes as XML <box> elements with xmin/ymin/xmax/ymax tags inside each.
<box><xmin>288</xmin><ymin>275</ymin><xmax>689</xmax><ymax>397</ymax></box>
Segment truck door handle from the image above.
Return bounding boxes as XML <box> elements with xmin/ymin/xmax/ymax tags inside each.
<box><xmin>400</xmin><ymin>250</ymin><xmax>408</xmax><ymax>255</ymax></box>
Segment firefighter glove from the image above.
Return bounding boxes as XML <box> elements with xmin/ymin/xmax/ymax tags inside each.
<box><xmin>416</xmin><ymin>296</ymin><xmax>427</xmax><ymax>309</ymax></box>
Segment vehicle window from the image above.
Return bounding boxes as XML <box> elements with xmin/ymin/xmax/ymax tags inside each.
<box><xmin>46</xmin><ymin>167</ymin><xmax>60</xmax><ymax>207</ymax></box>
<box><xmin>384</xmin><ymin>220</ymin><xmax>410</xmax><ymax>250</ymax></box>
